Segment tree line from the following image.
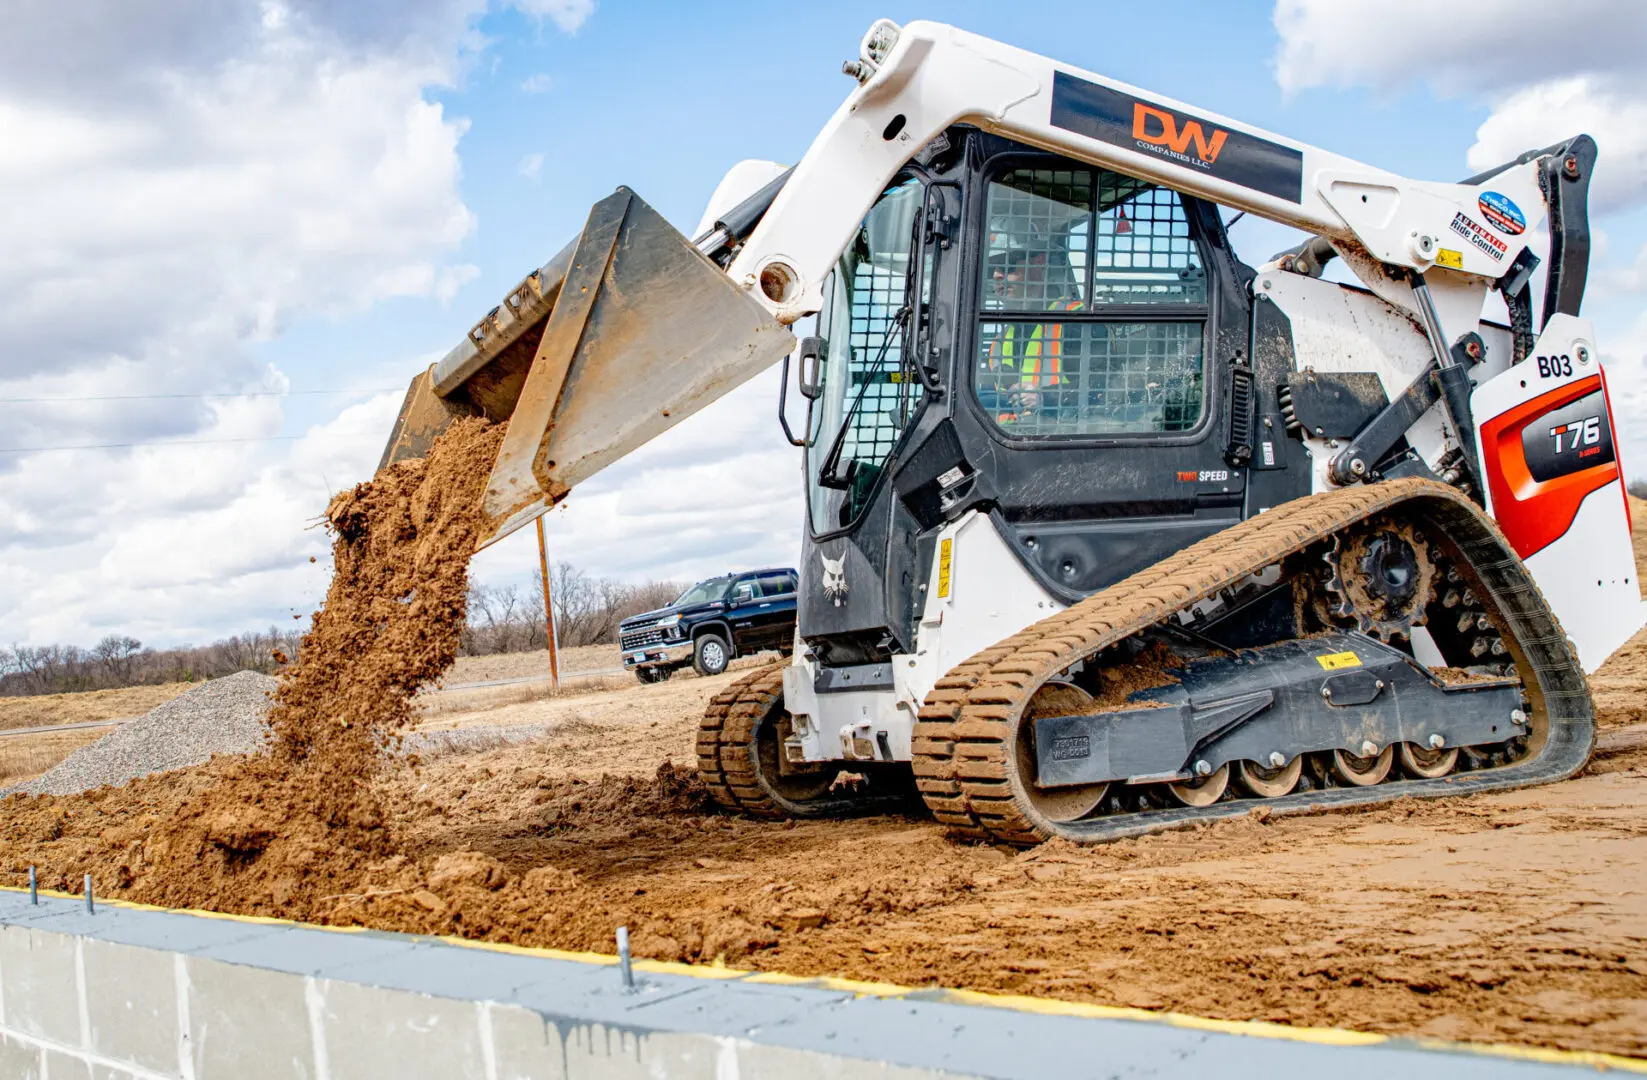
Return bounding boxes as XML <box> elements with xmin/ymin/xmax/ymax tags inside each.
<box><xmin>1</xmin><ymin>562</ymin><xmax>683</xmax><ymax>697</ymax></box>
<box><xmin>0</xmin><ymin>628</ymin><xmax>305</xmax><ymax>697</ymax></box>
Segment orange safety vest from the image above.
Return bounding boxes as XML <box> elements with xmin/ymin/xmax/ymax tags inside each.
<box><xmin>987</xmin><ymin>300</ymin><xmax>1081</xmax><ymax>423</ymax></box>
<box><xmin>987</xmin><ymin>300</ymin><xmax>1082</xmax><ymax>385</ymax></box>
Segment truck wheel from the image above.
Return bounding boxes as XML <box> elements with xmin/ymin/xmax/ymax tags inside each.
<box><xmin>693</xmin><ymin>634</ymin><xmax>730</xmax><ymax>677</ymax></box>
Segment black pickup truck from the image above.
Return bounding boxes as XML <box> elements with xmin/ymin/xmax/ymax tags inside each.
<box><xmin>618</xmin><ymin>567</ymin><xmax>798</xmax><ymax>682</ymax></box>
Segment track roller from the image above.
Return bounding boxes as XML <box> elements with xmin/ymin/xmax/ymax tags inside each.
<box><xmin>1234</xmin><ymin>756</ymin><xmax>1303</xmax><ymax>798</ymax></box>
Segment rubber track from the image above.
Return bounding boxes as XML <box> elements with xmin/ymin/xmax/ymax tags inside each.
<box><xmin>911</xmin><ymin>478</ymin><xmax>1596</xmax><ymax>846</ymax></box>
<box><xmin>696</xmin><ymin>664</ymin><xmax>789</xmax><ymax>818</ymax></box>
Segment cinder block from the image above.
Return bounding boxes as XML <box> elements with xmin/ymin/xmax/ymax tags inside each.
<box><xmin>316</xmin><ymin>979</ymin><xmax>487</xmax><ymax>1080</ymax></box>
<box><xmin>558</xmin><ymin>1023</ymin><xmax>721</xmax><ymax>1080</ymax></box>
<box><xmin>184</xmin><ymin>957</ymin><xmax>315</xmax><ymax>1080</ymax></box>
<box><xmin>732</xmin><ymin>1039</ymin><xmax>944</xmax><ymax>1079</ymax></box>
<box><xmin>485</xmin><ymin>1004</ymin><xmax>568</xmax><ymax>1080</ymax></box>
<box><xmin>80</xmin><ymin>939</ymin><xmax>179</xmax><ymax>1074</ymax></box>
<box><xmin>0</xmin><ymin>926</ymin><xmax>84</xmax><ymax>1046</ymax></box>
<box><xmin>0</xmin><ymin>1030</ymin><xmax>42</xmax><ymax>1080</ymax></box>
<box><xmin>39</xmin><ymin>1048</ymin><xmax>94</xmax><ymax>1080</ymax></box>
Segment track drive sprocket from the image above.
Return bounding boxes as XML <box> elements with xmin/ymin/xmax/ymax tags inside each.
<box><xmin>1322</xmin><ymin>517</ymin><xmax>1437</xmax><ymax>641</ymax></box>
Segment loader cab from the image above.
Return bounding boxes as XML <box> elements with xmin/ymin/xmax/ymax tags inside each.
<box><xmin>798</xmin><ymin>129</ymin><xmax>1302</xmax><ymax>666</ymax></box>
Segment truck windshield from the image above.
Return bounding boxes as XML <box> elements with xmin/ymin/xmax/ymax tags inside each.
<box><xmin>805</xmin><ymin>178</ymin><xmax>925</xmax><ymax>536</ymax></box>
<box><xmin>673</xmin><ymin>576</ymin><xmax>732</xmax><ymax>606</ymax></box>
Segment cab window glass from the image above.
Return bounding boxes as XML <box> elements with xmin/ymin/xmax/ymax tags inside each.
<box><xmin>983</xmin><ymin>170</ymin><xmax>1091</xmax><ymax>313</ymax></box>
<box><xmin>976</xmin><ymin>167</ymin><xmax>1207</xmax><ymax>438</ymax></box>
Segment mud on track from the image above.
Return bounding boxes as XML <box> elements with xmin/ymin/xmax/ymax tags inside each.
<box><xmin>2</xmin><ymin>501</ymin><xmax>1646</xmax><ymax>1059</ymax></box>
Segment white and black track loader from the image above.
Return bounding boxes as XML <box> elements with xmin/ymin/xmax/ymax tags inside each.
<box><xmin>382</xmin><ymin>20</ymin><xmax>1644</xmax><ymax>845</ymax></box>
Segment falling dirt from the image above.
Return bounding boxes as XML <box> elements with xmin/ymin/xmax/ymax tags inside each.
<box><xmin>9</xmin><ymin>416</ymin><xmax>508</xmax><ymax>913</ymax></box>
<box><xmin>1</xmin><ymin>488</ymin><xmax>1645</xmax><ymax>1059</ymax></box>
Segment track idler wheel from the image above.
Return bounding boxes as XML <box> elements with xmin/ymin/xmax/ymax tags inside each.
<box><xmin>1019</xmin><ymin>682</ymin><xmax>1110</xmax><ymax>824</ymax></box>
<box><xmin>698</xmin><ymin>665</ymin><xmax>899</xmax><ymax>818</ymax></box>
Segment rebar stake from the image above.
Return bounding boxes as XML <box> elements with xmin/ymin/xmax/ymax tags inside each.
<box><xmin>27</xmin><ymin>867</ymin><xmax>36</xmax><ymax>905</ymax></box>
<box><xmin>84</xmin><ymin>874</ymin><xmax>93</xmax><ymax>915</ymax></box>
<box><xmin>616</xmin><ymin>926</ymin><xmax>634</xmax><ymax>990</ymax></box>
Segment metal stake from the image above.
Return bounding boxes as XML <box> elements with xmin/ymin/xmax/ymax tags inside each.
<box><xmin>28</xmin><ymin>867</ymin><xmax>36</xmax><ymax>905</ymax></box>
<box><xmin>536</xmin><ymin>516</ymin><xmax>561</xmax><ymax>692</ymax></box>
<box><xmin>84</xmin><ymin>874</ymin><xmax>93</xmax><ymax>915</ymax></box>
<box><xmin>616</xmin><ymin>926</ymin><xmax>634</xmax><ymax>990</ymax></box>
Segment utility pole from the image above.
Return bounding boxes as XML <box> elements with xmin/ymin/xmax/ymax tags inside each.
<box><xmin>536</xmin><ymin>516</ymin><xmax>561</xmax><ymax>691</ymax></box>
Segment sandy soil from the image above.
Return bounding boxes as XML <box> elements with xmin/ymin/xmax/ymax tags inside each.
<box><xmin>2</xmin><ymin>495</ymin><xmax>1645</xmax><ymax>1059</ymax></box>
<box><xmin>0</xmin><ymin>683</ymin><xmax>192</xmax><ymax>731</ymax></box>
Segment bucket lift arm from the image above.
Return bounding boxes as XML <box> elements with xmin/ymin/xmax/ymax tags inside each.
<box><xmin>381</xmin><ymin>18</ymin><xmax>1590</xmax><ymax>549</ymax></box>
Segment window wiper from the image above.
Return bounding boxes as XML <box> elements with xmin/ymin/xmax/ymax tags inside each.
<box><xmin>816</xmin><ymin>306</ymin><xmax>910</xmax><ymax>490</ymax></box>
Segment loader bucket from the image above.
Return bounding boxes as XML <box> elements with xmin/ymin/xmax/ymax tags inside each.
<box><xmin>380</xmin><ymin>187</ymin><xmax>795</xmax><ymax>549</ymax></box>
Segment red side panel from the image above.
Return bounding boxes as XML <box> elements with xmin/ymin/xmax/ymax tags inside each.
<box><xmin>1480</xmin><ymin>373</ymin><xmax>1620</xmax><ymax>558</ymax></box>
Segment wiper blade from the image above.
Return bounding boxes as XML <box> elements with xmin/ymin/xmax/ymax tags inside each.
<box><xmin>816</xmin><ymin>306</ymin><xmax>910</xmax><ymax>490</ymax></box>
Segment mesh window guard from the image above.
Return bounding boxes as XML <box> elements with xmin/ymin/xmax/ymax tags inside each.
<box><xmin>976</xmin><ymin>167</ymin><xmax>1208</xmax><ymax>437</ymax></box>
<box><xmin>977</xmin><ymin>320</ymin><xmax>1204</xmax><ymax>436</ymax></box>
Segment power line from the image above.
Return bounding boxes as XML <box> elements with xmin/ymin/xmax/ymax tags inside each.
<box><xmin>0</xmin><ymin>432</ymin><xmax>380</xmax><ymax>454</ymax></box>
<box><xmin>0</xmin><ymin>388</ymin><xmax>399</xmax><ymax>404</ymax></box>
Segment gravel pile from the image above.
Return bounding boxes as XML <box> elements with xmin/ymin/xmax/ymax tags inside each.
<box><xmin>11</xmin><ymin>671</ymin><xmax>276</xmax><ymax>797</ymax></box>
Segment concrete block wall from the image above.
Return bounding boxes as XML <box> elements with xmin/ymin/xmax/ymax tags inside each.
<box><xmin>0</xmin><ymin>889</ymin><xmax>1626</xmax><ymax>1079</ymax></box>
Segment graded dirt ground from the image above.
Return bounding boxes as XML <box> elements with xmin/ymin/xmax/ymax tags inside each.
<box><xmin>1</xmin><ymin>497</ymin><xmax>1645</xmax><ymax>1059</ymax></box>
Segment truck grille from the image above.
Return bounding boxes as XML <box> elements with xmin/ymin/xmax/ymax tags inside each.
<box><xmin>621</xmin><ymin>627</ymin><xmax>665</xmax><ymax>651</ymax></box>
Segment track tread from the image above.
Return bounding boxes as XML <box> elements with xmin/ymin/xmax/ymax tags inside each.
<box><xmin>696</xmin><ymin>664</ymin><xmax>788</xmax><ymax>818</ymax></box>
<box><xmin>911</xmin><ymin>479</ymin><xmax>1595</xmax><ymax>846</ymax></box>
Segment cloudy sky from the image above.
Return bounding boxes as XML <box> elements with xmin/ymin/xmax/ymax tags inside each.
<box><xmin>3</xmin><ymin>0</ymin><xmax>1647</xmax><ymax>648</ymax></box>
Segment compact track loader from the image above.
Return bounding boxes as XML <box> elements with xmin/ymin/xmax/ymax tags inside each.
<box><xmin>384</xmin><ymin>20</ymin><xmax>1644</xmax><ymax>844</ymax></box>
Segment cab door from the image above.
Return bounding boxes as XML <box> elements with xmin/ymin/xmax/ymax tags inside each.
<box><xmin>951</xmin><ymin>153</ymin><xmax>1251</xmax><ymax>601</ymax></box>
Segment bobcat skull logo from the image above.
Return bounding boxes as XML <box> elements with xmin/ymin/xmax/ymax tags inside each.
<box><xmin>820</xmin><ymin>554</ymin><xmax>848</xmax><ymax>607</ymax></box>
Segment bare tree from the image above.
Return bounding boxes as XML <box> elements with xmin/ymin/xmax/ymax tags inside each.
<box><xmin>91</xmin><ymin>635</ymin><xmax>143</xmax><ymax>684</ymax></box>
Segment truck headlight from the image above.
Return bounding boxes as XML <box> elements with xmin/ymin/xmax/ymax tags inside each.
<box><xmin>656</xmin><ymin>614</ymin><xmax>681</xmax><ymax>628</ymax></box>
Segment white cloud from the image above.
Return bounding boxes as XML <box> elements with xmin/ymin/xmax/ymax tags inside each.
<box><xmin>487</xmin><ymin>366</ymin><xmax>804</xmax><ymax>591</ymax></box>
<box><xmin>518</xmin><ymin>152</ymin><xmax>545</xmax><ymax>182</ymax></box>
<box><xmin>0</xmin><ymin>0</ymin><xmax>596</xmax><ymax>647</ymax></box>
<box><xmin>1272</xmin><ymin>0</ymin><xmax>1641</xmax><ymax>98</ymax></box>
<box><xmin>520</xmin><ymin>72</ymin><xmax>554</xmax><ymax>93</ymax></box>
<box><xmin>1466</xmin><ymin>77</ymin><xmax>1647</xmax><ymax>215</ymax></box>
<box><xmin>510</xmin><ymin>0</ymin><xmax>596</xmax><ymax>34</ymax></box>
<box><xmin>1271</xmin><ymin>0</ymin><xmax>1647</xmax><ymax>475</ymax></box>
<box><xmin>1273</xmin><ymin>0</ymin><xmax>1647</xmax><ymax>210</ymax></box>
